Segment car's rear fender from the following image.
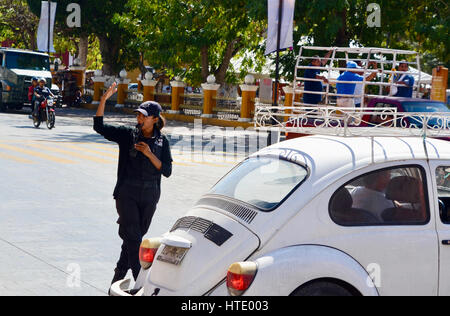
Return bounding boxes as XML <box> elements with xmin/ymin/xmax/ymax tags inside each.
<box><xmin>242</xmin><ymin>245</ymin><xmax>380</xmax><ymax>296</ymax></box>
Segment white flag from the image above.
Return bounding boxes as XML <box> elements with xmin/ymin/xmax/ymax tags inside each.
<box><xmin>37</xmin><ymin>1</ymin><xmax>57</xmax><ymax>53</ymax></box>
<box><xmin>265</xmin><ymin>0</ymin><xmax>296</xmax><ymax>55</ymax></box>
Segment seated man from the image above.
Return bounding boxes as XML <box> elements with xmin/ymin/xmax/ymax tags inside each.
<box><xmin>28</xmin><ymin>77</ymin><xmax>38</xmax><ymax>119</ymax></box>
<box><xmin>351</xmin><ymin>171</ymin><xmax>394</xmax><ymax>221</ymax></box>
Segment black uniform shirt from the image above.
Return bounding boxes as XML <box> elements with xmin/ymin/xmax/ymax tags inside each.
<box><xmin>126</xmin><ymin>130</ymin><xmax>169</xmax><ymax>181</ymax></box>
<box><xmin>93</xmin><ymin>116</ymin><xmax>173</xmax><ymax>198</ymax></box>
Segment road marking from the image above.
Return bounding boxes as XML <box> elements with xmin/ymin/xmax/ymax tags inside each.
<box><xmin>27</xmin><ymin>143</ymin><xmax>115</xmax><ymax>164</ymax></box>
<box><xmin>85</xmin><ymin>143</ymin><xmax>119</xmax><ymax>153</ymax></box>
<box><xmin>0</xmin><ymin>152</ymin><xmax>35</xmax><ymax>164</ymax></box>
<box><xmin>56</xmin><ymin>143</ymin><xmax>118</xmax><ymax>159</ymax></box>
<box><xmin>173</xmin><ymin>161</ymin><xmax>192</xmax><ymax>166</ymax></box>
<box><xmin>0</xmin><ymin>143</ymin><xmax>76</xmax><ymax>164</ymax></box>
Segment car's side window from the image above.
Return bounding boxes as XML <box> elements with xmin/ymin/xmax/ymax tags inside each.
<box><xmin>329</xmin><ymin>166</ymin><xmax>429</xmax><ymax>226</ymax></box>
<box><xmin>435</xmin><ymin>167</ymin><xmax>450</xmax><ymax>225</ymax></box>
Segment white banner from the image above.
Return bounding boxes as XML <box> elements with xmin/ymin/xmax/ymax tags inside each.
<box><xmin>37</xmin><ymin>1</ymin><xmax>57</xmax><ymax>53</ymax></box>
<box><xmin>265</xmin><ymin>0</ymin><xmax>296</xmax><ymax>55</ymax></box>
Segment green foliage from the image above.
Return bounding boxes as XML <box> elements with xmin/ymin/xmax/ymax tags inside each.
<box><xmin>0</xmin><ymin>0</ymin><xmax>39</xmax><ymax>49</ymax></box>
<box><xmin>26</xmin><ymin>0</ymin><xmax>136</xmax><ymax>75</ymax></box>
<box><xmin>116</xmin><ymin>0</ymin><xmax>266</xmax><ymax>85</ymax></box>
<box><xmin>19</xmin><ymin>0</ymin><xmax>448</xmax><ymax>83</ymax></box>
<box><xmin>251</xmin><ymin>0</ymin><xmax>449</xmax><ymax>81</ymax></box>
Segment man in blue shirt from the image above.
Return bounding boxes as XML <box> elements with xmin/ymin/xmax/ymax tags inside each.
<box><xmin>303</xmin><ymin>51</ymin><xmax>332</xmax><ymax>105</ymax></box>
<box><xmin>393</xmin><ymin>61</ymin><xmax>415</xmax><ymax>98</ymax></box>
<box><xmin>336</xmin><ymin>61</ymin><xmax>378</xmax><ymax>107</ymax></box>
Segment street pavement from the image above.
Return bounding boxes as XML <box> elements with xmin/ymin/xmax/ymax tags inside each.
<box><xmin>0</xmin><ymin>107</ymin><xmax>267</xmax><ymax>296</ymax></box>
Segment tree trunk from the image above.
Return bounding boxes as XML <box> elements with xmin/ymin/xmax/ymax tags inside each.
<box><xmin>78</xmin><ymin>35</ymin><xmax>89</xmax><ymax>68</ymax></box>
<box><xmin>214</xmin><ymin>40</ymin><xmax>238</xmax><ymax>85</ymax></box>
<box><xmin>201</xmin><ymin>46</ymin><xmax>210</xmax><ymax>83</ymax></box>
<box><xmin>335</xmin><ymin>10</ymin><xmax>350</xmax><ymax>47</ymax></box>
<box><xmin>138</xmin><ymin>53</ymin><xmax>147</xmax><ymax>80</ymax></box>
<box><xmin>98</xmin><ymin>35</ymin><xmax>121</xmax><ymax>76</ymax></box>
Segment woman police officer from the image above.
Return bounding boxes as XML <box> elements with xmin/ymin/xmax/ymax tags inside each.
<box><xmin>93</xmin><ymin>82</ymin><xmax>173</xmax><ymax>284</ymax></box>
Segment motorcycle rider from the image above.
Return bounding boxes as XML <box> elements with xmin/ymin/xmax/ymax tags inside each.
<box><xmin>33</xmin><ymin>78</ymin><xmax>54</xmax><ymax>118</ymax></box>
<box><xmin>28</xmin><ymin>77</ymin><xmax>38</xmax><ymax>119</ymax></box>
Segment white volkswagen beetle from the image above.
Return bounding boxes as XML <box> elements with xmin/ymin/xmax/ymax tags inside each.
<box><xmin>110</xmin><ymin>135</ymin><xmax>450</xmax><ymax>296</ymax></box>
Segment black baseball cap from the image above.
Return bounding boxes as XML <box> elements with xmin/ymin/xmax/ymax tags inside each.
<box><xmin>134</xmin><ymin>101</ymin><xmax>163</xmax><ymax>117</ymax></box>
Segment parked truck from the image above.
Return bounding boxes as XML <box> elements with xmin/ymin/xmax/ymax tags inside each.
<box><xmin>0</xmin><ymin>48</ymin><xmax>54</xmax><ymax>112</ymax></box>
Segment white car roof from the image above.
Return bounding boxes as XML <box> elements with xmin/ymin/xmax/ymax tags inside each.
<box><xmin>254</xmin><ymin>136</ymin><xmax>450</xmax><ymax>184</ymax></box>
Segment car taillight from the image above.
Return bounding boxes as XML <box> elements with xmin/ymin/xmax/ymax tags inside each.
<box><xmin>226</xmin><ymin>262</ymin><xmax>258</xmax><ymax>296</ymax></box>
<box><xmin>139</xmin><ymin>238</ymin><xmax>161</xmax><ymax>270</ymax></box>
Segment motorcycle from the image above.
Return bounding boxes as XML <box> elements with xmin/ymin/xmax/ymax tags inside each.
<box><xmin>33</xmin><ymin>97</ymin><xmax>56</xmax><ymax>130</ymax></box>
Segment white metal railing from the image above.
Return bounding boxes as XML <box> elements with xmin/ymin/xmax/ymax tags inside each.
<box><xmin>294</xmin><ymin>47</ymin><xmax>423</xmax><ymax>107</ymax></box>
<box><xmin>255</xmin><ymin>104</ymin><xmax>450</xmax><ymax>138</ymax></box>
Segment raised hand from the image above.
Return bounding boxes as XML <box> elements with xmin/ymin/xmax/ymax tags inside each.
<box><xmin>96</xmin><ymin>82</ymin><xmax>118</xmax><ymax>117</ymax></box>
<box><xmin>102</xmin><ymin>82</ymin><xmax>118</xmax><ymax>101</ymax></box>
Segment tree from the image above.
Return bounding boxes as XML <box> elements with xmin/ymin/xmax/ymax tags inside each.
<box><xmin>249</xmin><ymin>0</ymin><xmax>449</xmax><ymax>81</ymax></box>
<box><xmin>26</xmin><ymin>0</ymin><xmax>137</xmax><ymax>75</ymax></box>
<box><xmin>0</xmin><ymin>0</ymin><xmax>39</xmax><ymax>50</ymax></box>
<box><xmin>116</xmin><ymin>0</ymin><xmax>266</xmax><ymax>85</ymax></box>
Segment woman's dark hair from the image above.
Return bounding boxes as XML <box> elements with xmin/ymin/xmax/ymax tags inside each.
<box><xmin>155</xmin><ymin>115</ymin><xmax>166</xmax><ymax>131</ymax></box>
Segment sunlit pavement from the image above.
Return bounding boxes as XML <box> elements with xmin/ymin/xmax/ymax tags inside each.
<box><xmin>0</xmin><ymin>107</ymin><xmax>263</xmax><ymax>296</ymax></box>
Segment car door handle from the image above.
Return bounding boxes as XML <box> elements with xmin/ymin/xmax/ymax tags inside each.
<box><xmin>443</xmin><ymin>240</ymin><xmax>450</xmax><ymax>246</ymax></box>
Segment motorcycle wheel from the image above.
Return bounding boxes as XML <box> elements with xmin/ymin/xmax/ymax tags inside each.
<box><xmin>46</xmin><ymin>111</ymin><xmax>55</xmax><ymax>130</ymax></box>
<box><xmin>33</xmin><ymin>115</ymin><xmax>41</xmax><ymax>128</ymax></box>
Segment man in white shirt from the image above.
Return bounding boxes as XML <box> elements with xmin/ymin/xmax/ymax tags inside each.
<box><xmin>351</xmin><ymin>171</ymin><xmax>395</xmax><ymax>221</ymax></box>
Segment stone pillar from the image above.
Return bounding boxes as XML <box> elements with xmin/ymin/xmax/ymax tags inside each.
<box><xmin>431</xmin><ymin>66</ymin><xmax>448</xmax><ymax>103</ymax></box>
<box><xmin>141</xmin><ymin>72</ymin><xmax>158</xmax><ymax>102</ymax></box>
<box><xmin>70</xmin><ymin>66</ymin><xmax>86</xmax><ymax>93</ymax></box>
<box><xmin>169</xmin><ymin>78</ymin><xmax>185</xmax><ymax>114</ymax></box>
<box><xmin>283</xmin><ymin>86</ymin><xmax>294</xmax><ymax>122</ymax></box>
<box><xmin>239</xmin><ymin>75</ymin><xmax>258</xmax><ymax>122</ymax></box>
<box><xmin>92</xmin><ymin>70</ymin><xmax>106</xmax><ymax>105</ymax></box>
<box><xmin>116</xmin><ymin>69</ymin><xmax>131</xmax><ymax>108</ymax></box>
<box><xmin>201</xmin><ymin>75</ymin><xmax>221</xmax><ymax>118</ymax></box>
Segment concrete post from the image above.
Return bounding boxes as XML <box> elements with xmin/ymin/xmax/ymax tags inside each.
<box><xmin>239</xmin><ymin>75</ymin><xmax>258</xmax><ymax>122</ymax></box>
<box><xmin>141</xmin><ymin>72</ymin><xmax>158</xmax><ymax>102</ymax></box>
<box><xmin>70</xmin><ymin>66</ymin><xmax>86</xmax><ymax>93</ymax></box>
<box><xmin>201</xmin><ymin>75</ymin><xmax>220</xmax><ymax>118</ymax></box>
<box><xmin>283</xmin><ymin>86</ymin><xmax>294</xmax><ymax>122</ymax></box>
<box><xmin>116</xmin><ymin>69</ymin><xmax>131</xmax><ymax>108</ymax></box>
<box><xmin>169</xmin><ymin>78</ymin><xmax>185</xmax><ymax>114</ymax></box>
<box><xmin>92</xmin><ymin>70</ymin><xmax>106</xmax><ymax>105</ymax></box>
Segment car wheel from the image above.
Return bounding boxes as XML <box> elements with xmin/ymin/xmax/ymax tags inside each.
<box><xmin>291</xmin><ymin>281</ymin><xmax>354</xmax><ymax>297</ymax></box>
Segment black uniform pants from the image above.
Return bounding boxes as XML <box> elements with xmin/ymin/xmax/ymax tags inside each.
<box><xmin>114</xmin><ymin>180</ymin><xmax>161</xmax><ymax>280</ymax></box>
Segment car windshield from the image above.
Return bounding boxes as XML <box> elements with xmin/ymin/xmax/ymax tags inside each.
<box><xmin>209</xmin><ymin>157</ymin><xmax>308</xmax><ymax>211</ymax></box>
<box><xmin>402</xmin><ymin>101</ymin><xmax>449</xmax><ymax>113</ymax></box>
<box><xmin>5</xmin><ymin>52</ymin><xmax>50</xmax><ymax>71</ymax></box>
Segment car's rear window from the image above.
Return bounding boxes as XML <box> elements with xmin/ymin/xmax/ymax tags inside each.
<box><xmin>209</xmin><ymin>157</ymin><xmax>308</xmax><ymax>211</ymax></box>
